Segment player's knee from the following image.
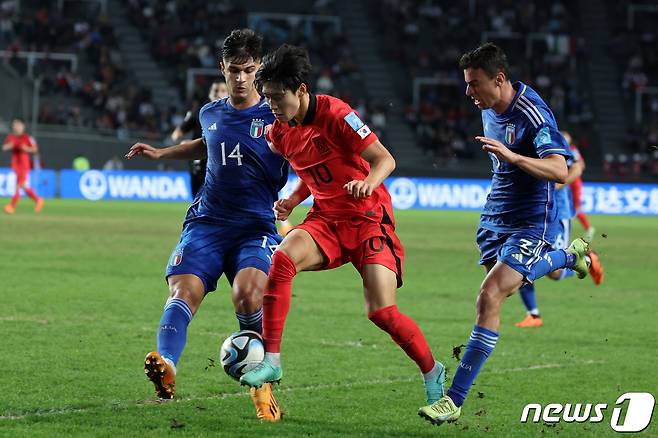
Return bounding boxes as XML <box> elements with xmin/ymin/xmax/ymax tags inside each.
<box><xmin>232</xmin><ymin>284</ymin><xmax>262</xmax><ymax>313</ymax></box>
<box><xmin>167</xmin><ymin>281</ymin><xmax>203</xmax><ymax>314</ymax></box>
<box><xmin>477</xmin><ymin>283</ymin><xmax>504</xmax><ymax>312</ymax></box>
<box><xmin>367</xmin><ymin>304</ymin><xmax>397</xmax><ymax>328</ymax></box>
<box><xmin>268</xmin><ymin>250</ymin><xmax>298</xmax><ymax>283</ymax></box>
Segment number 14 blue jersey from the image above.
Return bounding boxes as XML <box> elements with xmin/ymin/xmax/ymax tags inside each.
<box><xmin>187</xmin><ymin>97</ymin><xmax>288</xmax><ymax>226</ymax></box>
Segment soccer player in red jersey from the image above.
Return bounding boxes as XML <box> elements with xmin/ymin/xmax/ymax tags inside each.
<box><xmin>2</xmin><ymin>118</ymin><xmax>43</xmax><ymax>214</ymax></box>
<box><xmin>239</xmin><ymin>45</ymin><xmax>446</xmax><ymax>407</ymax></box>
<box><xmin>562</xmin><ymin>131</ymin><xmax>596</xmax><ymax>243</ymax></box>
<box><xmin>562</xmin><ymin>131</ymin><xmax>603</xmax><ymax>284</ymax></box>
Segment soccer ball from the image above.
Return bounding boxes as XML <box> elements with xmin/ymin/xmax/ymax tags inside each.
<box><xmin>219</xmin><ymin>330</ymin><xmax>264</xmax><ymax>381</ymax></box>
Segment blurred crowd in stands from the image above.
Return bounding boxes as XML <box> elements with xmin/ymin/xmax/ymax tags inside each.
<box><xmin>608</xmin><ymin>0</ymin><xmax>658</xmax><ymax>178</ymax></box>
<box><xmin>372</xmin><ymin>0</ymin><xmax>595</xmax><ymax>164</ymax></box>
<box><xmin>0</xmin><ymin>0</ymin><xmax>657</xmax><ymax>177</ymax></box>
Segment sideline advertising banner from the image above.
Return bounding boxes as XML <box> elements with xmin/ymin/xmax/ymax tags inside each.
<box><xmin>60</xmin><ymin>169</ymin><xmax>192</xmax><ymax>202</ymax></box>
<box><xmin>282</xmin><ymin>176</ymin><xmax>658</xmax><ymax>216</ymax></box>
<box><xmin>0</xmin><ymin>168</ymin><xmax>57</xmax><ymax>198</ymax></box>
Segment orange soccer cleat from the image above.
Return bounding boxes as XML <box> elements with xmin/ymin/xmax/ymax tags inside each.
<box><xmin>515</xmin><ymin>315</ymin><xmax>543</xmax><ymax>328</ymax></box>
<box><xmin>34</xmin><ymin>198</ymin><xmax>44</xmax><ymax>213</ymax></box>
<box><xmin>250</xmin><ymin>382</ymin><xmax>283</xmax><ymax>421</ymax></box>
<box><xmin>587</xmin><ymin>250</ymin><xmax>604</xmax><ymax>285</ymax></box>
<box><xmin>3</xmin><ymin>204</ymin><xmax>15</xmax><ymax>214</ymax></box>
<box><xmin>144</xmin><ymin>351</ymin><xmax>176</xmax><ymax>399</ymax></box>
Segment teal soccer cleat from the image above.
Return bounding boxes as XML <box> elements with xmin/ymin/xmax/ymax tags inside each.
<box><xmin>240</xmin><ymin>358</ymin><xmax>283</xmax><ymax>388</ymax></box>
<box><xmin>423</xmin><ymin>361</ymin><xmax>447</xmax><ymax>404</ymax></box>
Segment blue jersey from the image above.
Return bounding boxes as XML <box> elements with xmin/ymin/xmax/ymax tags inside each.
<box><xmin>186</xmin><ymin>97</ymin><xmax>288</xmax><ymax>226</ymax></box>
<box><xmin>480</xmin><ymin>82</ymin><xmax>572</xmax><ymax>242</ymax></box>
<box><xmin>555</xmin><ymin>185</ymin><xmax>575</xmax><ymax>220</ymax></box>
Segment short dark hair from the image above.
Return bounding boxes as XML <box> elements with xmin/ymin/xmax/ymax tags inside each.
<box><xmin>256</xmin><ymin>44</ymin><xmax>312</xmax><ymax>93</ymax></box>
<box><xmin>12</xmin><ymin>117</ymin><xmax>25</xmax><ymax>124</ymax></box>
<box><xmin>221</xmin><ymin>28</ymin><xmax>263</xmax><ymax>64</ymax></box>
<box><xmin>459</xmin><ymin>43</ymin><xmax>511</xmax><ymax>80</ymax></box>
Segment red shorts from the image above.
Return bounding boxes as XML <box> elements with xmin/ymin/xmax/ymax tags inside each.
<box><xmin>296</xmin><ymin>208</ymin><xmax>404</xmax><ymax>287</ymax></box>
<box><xmin>13</xmin><ymin>167</ymin><xmax>29</xmax><ymax>185</ymax></box>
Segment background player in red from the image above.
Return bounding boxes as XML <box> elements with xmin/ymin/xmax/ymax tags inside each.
<box><xmin>2</xmin><ymin>118</ymin><xmax>43</xmax><ymax>214</ymax></box>
<box><xmin>563</xmin><ymin>131</ymin><xmax>596</xmax><ymax>242</ymax></box>
<box><xmin>239</xmin><ymin>45</ymin><xmax>447</xmax><ymax>408</ymax></box>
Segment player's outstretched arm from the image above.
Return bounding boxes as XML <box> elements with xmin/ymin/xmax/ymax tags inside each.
<box><xmin>275</xmin><ymin>180</ymin><xmax>311</xmax><ymax>221</ymax></box>
<box><xmin>557</xmin><ymin>160</ymin><xmax>584</xmax><ymax>189</ymax></box>
<box><xmin>344</xmin><ymin>140</ymin><xmax>395</xmax><ymax>199</ymax></box>
<box><xmin>2</xmin><ymin>142</ymin><xmax>13</xmax><ymax>151</ymax></box>
<box><xmin>125</xmin><ymin>138</ymin><xmax>207</xmax><ymax>161</ymax></box>
<box><xmin>476</xmin><ymin>136</ymin><xmax>567</xmax><ymax>183</ymax></box>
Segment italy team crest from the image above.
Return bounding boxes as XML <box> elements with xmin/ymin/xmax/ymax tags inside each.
<box><xmin>505</xmin><ymin>124</ymin><xmax>516</xmax><ymax>145</ymax></box>
<box><xmin>250</xmin><ymin>119</ymin><xmax>265</xmax><ymax>138</ymax></box>
<box><xmin>169</xmin><ymin>247</ymin><xmax>184</xmax><ymax>267</ymax></box>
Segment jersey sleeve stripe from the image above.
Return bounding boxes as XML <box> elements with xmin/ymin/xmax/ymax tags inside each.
<box><xmin>516</xmin><ymin>100</ymin><xmax>540</xmax><ymax>128</ymax></box>
<box><xmin>538</xmin><ymin>148</ymin><xmax>567</xmax><ymax>157</ymax></box>
<box><xmin>519</xmin><ymin>96</ymin><xmax>546</xmax><ymax>123</ymax></box>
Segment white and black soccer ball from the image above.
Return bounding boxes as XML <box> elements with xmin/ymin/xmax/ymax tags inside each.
<box><xmin>219</xmin><ymin>330</ymin><xmax>265</xmax><ymax>381</ymax></box>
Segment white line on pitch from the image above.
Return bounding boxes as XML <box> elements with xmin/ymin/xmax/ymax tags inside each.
<box><xmin>0</xmin><ymin>359</ymin><xmax>605</xmax><ymax>421</ymax></box>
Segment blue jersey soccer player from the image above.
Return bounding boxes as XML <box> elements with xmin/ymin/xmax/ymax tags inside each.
<box><xmin>515</xmin><ymin>136</ymin><xmax>604</xmax><ymax>328</ymax></box>
<box><xmin>126</xmin><ymin>29</ymin><xmax>287</xmax><ymax>421</ymax></box>
<box><xmin>418</xmin><ymin>43</ymin><xmax>594</xmax><ymax>425</ymax></box>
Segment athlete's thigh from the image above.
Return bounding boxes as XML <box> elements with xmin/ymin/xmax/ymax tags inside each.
<box><xmin>361</xmin><ymin>263</ymin><xmax>397</xmax><ymax>313</ymax></box>
<box><xmin>481</xmin><ymin>260</ymin><xmax>524</xmax><ymax>298</ymax></box>
<box><xmin>280</xmin><ymin>219</ymin><xmax>335</xmax><ymax>272</ymax></box>
<box><xmin>165</xmin><ymin>221</ymin><xmax>227</xmax><ymax>293</ymax></box>
<box><xmin>14</xmin><ymin>167</ymin><xmax>28</xmax><ymax>186</ymax></box>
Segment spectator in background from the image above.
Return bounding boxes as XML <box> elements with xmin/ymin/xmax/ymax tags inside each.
<box><xmin>171</xmin><ymin>79</ymin><xmax>228</xmax><ymax>197</ymax></box>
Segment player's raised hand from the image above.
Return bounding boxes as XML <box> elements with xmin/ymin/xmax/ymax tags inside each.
<box><xmin>476</xmin><ymin>136</ymin><xmax>518</xmax><ymax>164</ymax></box>
<box><xmin>125</xmin><ymin>142</ymin><xmax>161</xmax><ymax>160</ymax></box>
<box><xmin>274</xmin><ymin>198</ymin><xmax>295</xmax><ymax>221</ymax></box>
<box><xmin>344</xmin><ymin>180</ymin><xmax>374</xmax><ymax>199</ymax></box>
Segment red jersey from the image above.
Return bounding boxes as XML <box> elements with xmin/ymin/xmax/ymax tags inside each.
<box><xmin>4</xmin><ymin>133</ymin><xmax>35</xmax><ymax>170</ymax></box>
<box><xmin>268</xmin><ymin>94</ymin><xmax>392</xmax><ymax>222</ymax></box>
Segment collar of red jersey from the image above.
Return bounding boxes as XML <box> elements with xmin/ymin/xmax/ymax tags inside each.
<box><xmin>288</xmin><ymin>93</ymin><xmax>317</xmax><ymax>127</ymax></box>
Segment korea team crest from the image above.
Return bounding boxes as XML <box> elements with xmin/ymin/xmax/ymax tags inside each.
<box><xmin>505</xmin><ymin>124</ymin><xmax>516</xmax><ymax>145</ymax></box>
<box><xmin>250</xmin><ymin>119</ymin><xmax>265</xmax><ymax>138</ymax></box>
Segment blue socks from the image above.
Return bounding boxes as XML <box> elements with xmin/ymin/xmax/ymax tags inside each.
<box><xmin>157</xmin><ymin>298</ymin><xmax>193</xmax><ymax>365</ymax></box>
<box><xmin>447</xmin><ymin>325</ymin><xmax>499</xmax><ymax>407</ymax></box>
<box><xmin>236</xmin><ymin>308</ymin><xmax>263</xmax><ymax>334</ymax></box>
<box><xmin>519</xmin><ymin>283</ymin><xmax>539</xmax><ymax>315</ymax></box>
<box><xmin>530</xmin><ymin>249</ymin><xmax>573</xmax><ymax>280</ymax></box>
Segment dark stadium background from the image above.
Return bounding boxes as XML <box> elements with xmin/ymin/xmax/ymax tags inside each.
<box><xmin>1</xmin><ymin>0</ymin><xmax>656</xmax><ymax>179</ymax></box>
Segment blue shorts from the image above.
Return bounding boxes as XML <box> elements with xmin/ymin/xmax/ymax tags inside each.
<box><xmin>165</xmin><ymin>221</ymin><xmax>282</xmax><ymax>293</ymax></box>
<box><xmin>552</xmin><ymin>218</ymin><xmax>571</xmax><ymax>250</ymax></box>
<box><xmin>476</xmin><ymin>227</ymin><xmax>552</xmax><ymax>283</ymax></box>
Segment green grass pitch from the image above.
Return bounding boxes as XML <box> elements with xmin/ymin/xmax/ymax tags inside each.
<box><xmin>1</xmin><ymin>199</ymin><xmax>656</xmax><ymax>437</ymax></box>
